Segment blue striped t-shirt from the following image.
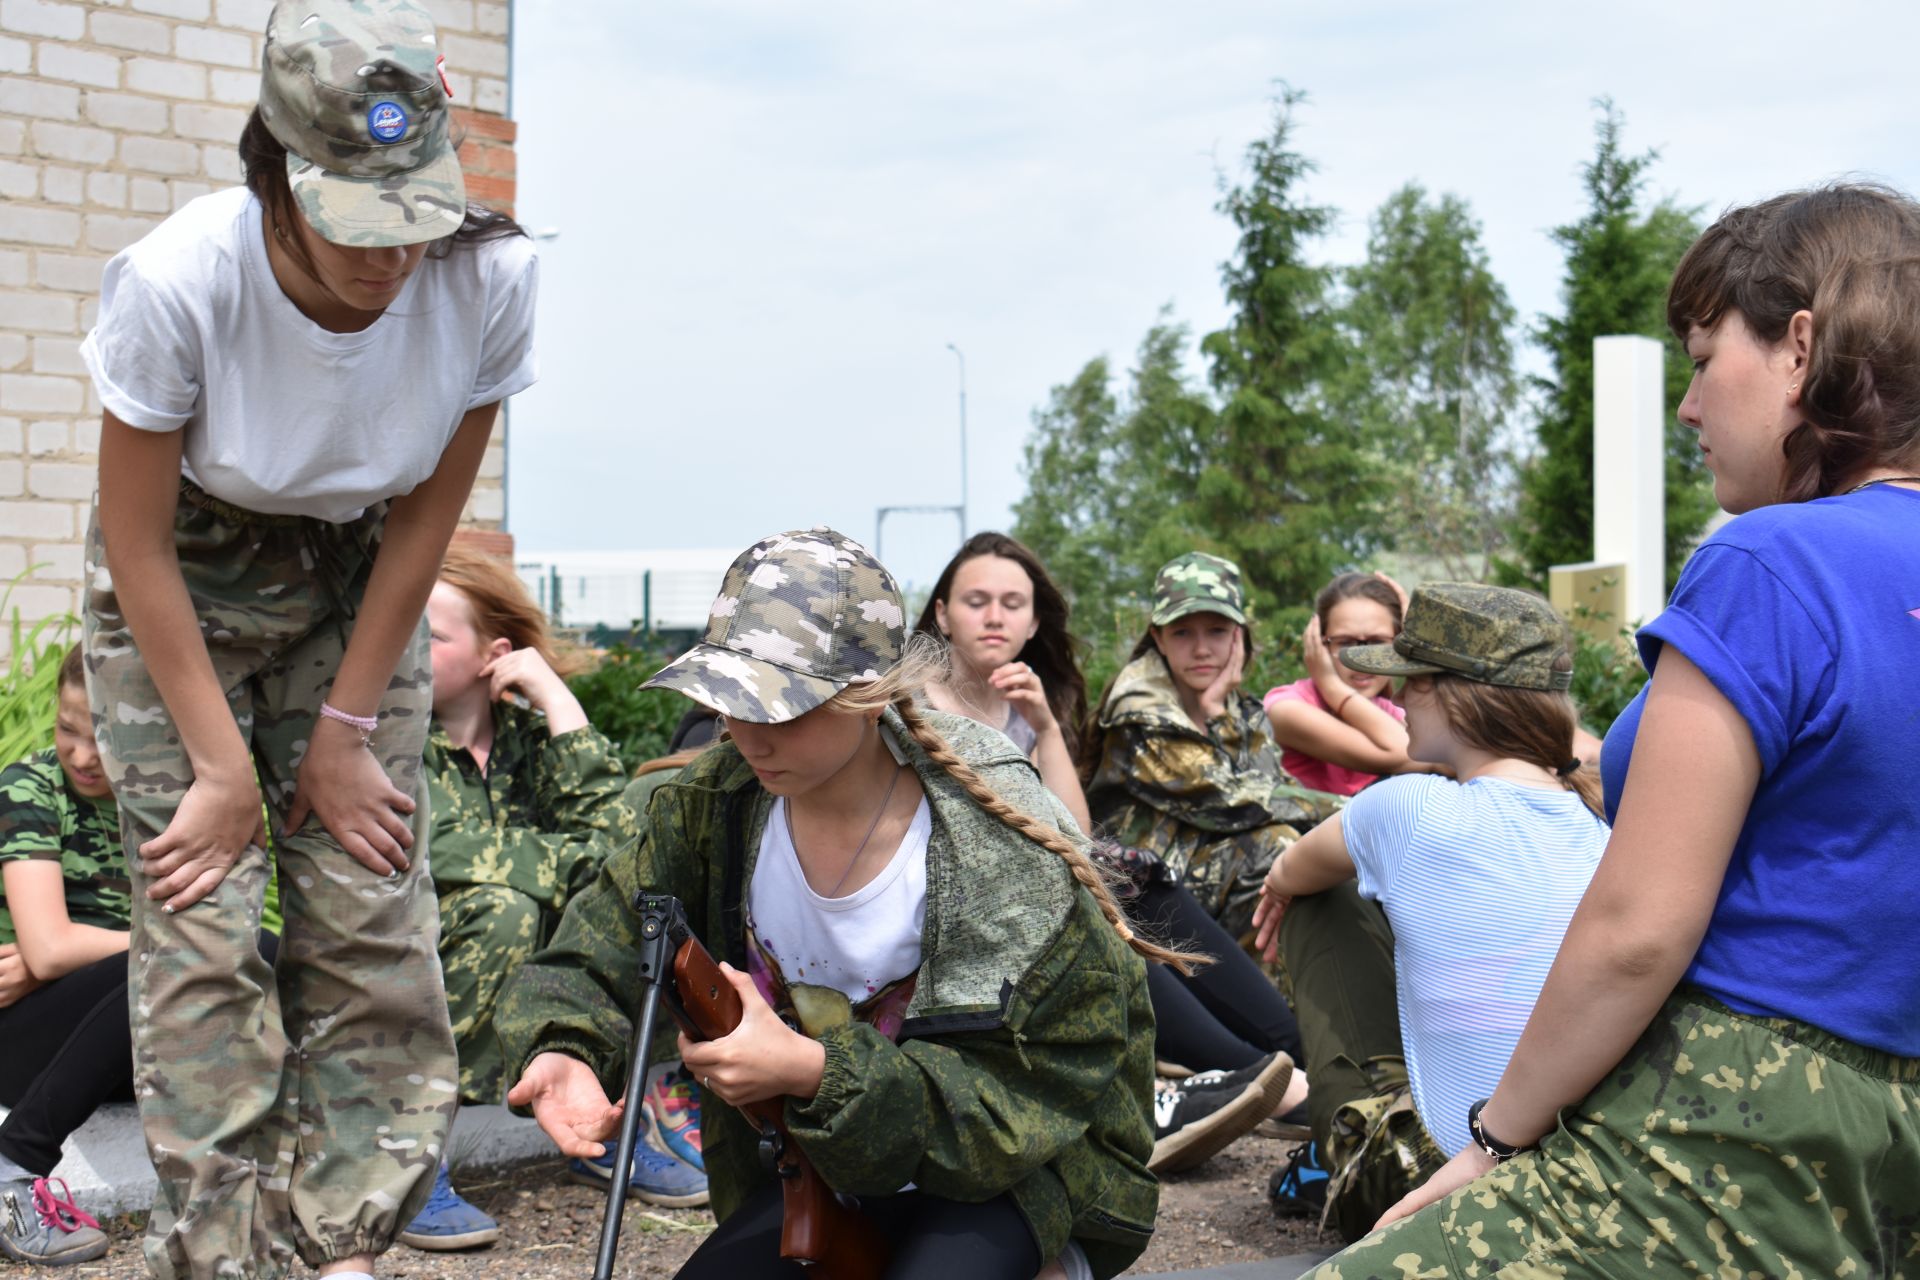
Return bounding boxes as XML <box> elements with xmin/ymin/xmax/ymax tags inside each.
<box><xmin>1343</xmin><ymin>774</ymin><xmax>1609</xmax><ymax>1156</ymax></box>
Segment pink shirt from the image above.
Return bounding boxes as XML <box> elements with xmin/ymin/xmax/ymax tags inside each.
<box><xmin>1263</xmin><ymin>677</ymin><xmax>1406</xmax><ymax>797</ymax></box>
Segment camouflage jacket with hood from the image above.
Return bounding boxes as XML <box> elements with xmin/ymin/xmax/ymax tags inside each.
<box><xmin>1084</xmin><ymin>651</ymin><xmax>1338</xmax><ymax>924</ymax></box>
<box><xmin>423</xmin><ymin>702</ymin><xmax>639</xmax><ymax>911</ymax></box>
<box><xmin>496</xmin><ymin>708</ymin><xmax>1159</xmax><ymax>1278</ymax></box>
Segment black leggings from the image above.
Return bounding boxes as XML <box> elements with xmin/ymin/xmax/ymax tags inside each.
<box><xmin>0</xmin><ymin>933</ymin><xmax>277</xmax><ymax>1176</ymax></box>
<box><xmin>674</xmin><ymin>1181</ymin><xmax>1043</xmax><ymax>1280</ymax></box>
<box><xmin>1132</xmin><ymin>879</ymin><xmax>1304</xmax><ymax>1071</ymax></box>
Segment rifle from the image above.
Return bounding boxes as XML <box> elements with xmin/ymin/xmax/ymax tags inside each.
<box><xmin>593</xmin><ymin>893</ymin><xmax>891</xmax><ymax>1280</ymax></box>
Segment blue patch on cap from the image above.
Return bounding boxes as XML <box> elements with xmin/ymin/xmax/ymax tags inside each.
<box><xmin>367</xmin><ymin>101</ymin><xmax>409</xmax><ymax>143</ymax></box>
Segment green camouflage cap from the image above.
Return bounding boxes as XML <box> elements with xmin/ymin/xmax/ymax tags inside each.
<box><xmin>643</xmin><ymin>528</ymin><xmax>906</xmax><ymax>724</ymax></box>
<box><xmin>1341</xmin><ymin>582</ymin><xmax>1573</xmax><ymax>691</ymax></box>
<box><xmin>1150</xmin><ymin>551</ymin><xmax>1248</xmax><ymax>626</ymax></box>
<box><xmin>259</xmin><ymin>0</ymin><xmax>466</xmax><ymax>247</ymax></box>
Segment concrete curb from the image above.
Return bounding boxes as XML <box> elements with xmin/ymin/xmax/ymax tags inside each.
<box><xmin>1139</xmin><ymin>1257</ymin><xmax>1331</xmax><ymax>1278</ymax></box>
<box><xmin>4</xmin><ymin>1102</ymin><xmax>556</xmax><ymax>1219</ymax></box>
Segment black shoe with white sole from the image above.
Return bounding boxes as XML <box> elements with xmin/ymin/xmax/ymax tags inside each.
<box><xmin>1149</xmin><ymin>1052</ymin><xmax>1295</xmax><ymax>1175</ymax></box>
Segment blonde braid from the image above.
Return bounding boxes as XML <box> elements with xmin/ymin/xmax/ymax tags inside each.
<box><xmin>894</xmin><ymin>698</ymin><xmax>1210</xmax><ymax>977</ymax></box>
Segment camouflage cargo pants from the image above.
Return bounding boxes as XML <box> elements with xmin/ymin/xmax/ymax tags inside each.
<box><xmin>438</xmin><ymin>884</ymin><xmax>547</xmax><ymax>1105</ymax></box>
<box><xmin>1306</xmin><ymin>989</ymin><xmax>1920</xmax><ymax>1278</ymax></box>
<box><xmin>82</xmin><ymin>485</ymin><xmax>456</xmax><ymax>1279</ymax></box>
<box><xmin>1279</xmin><ymin>882</ymin><xmax>1445</xmax><ymax>1243</ymax></box>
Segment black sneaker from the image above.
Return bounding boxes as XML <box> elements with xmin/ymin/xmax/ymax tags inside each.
<box><xmin>1149</xmin><ymin>1052</ymin><xmax>1294</xmax><ymax>1174</ymax></box>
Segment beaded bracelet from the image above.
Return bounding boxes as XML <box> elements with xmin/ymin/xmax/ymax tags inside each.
<box><xmin>319</xmin><ymin>702</ymin><xmax>377</xmax><ymax>748</ymax></box>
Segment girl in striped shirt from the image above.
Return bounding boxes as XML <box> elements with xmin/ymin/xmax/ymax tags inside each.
<box><xmin>1251</xmin><ymin>583</ymin><xmax>1608</xmax><ymax>1240</ymax></box>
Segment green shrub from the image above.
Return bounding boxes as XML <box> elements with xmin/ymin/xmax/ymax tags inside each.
<box><xmin>1568</xmin><ymin>607</ymin><xmax>1650</xmax><ymax>736</ymax></box>
<box><xmin>0</xmin><ymin>580</ymin><xmax>77</xmax><ymax>763</ymax></box>
<box><xmin>566</xmin><ymin>641</ymin><xmax>688</xmax><ymax>769</ymax></box>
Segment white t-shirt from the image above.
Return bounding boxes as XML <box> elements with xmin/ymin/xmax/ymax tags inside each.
<box><xmin>1342</xmin><ymin>774</ymin><xmax>1608</xmax><ymax>1158</ymax></box>
<box><xmin>748</xmin><ymin>795</ymin><xmax>931</xmax><ymax>1004</ymax></box>
<box><xmin>79</xmin><ymin>186</ymin><xmax>538</xmax><ymax>523</ymax></box>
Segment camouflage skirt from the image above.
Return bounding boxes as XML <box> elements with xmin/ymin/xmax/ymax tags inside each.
<box><xmin>1306</xmin><ymin>988</ymin><xmax>1920</xmax><ymax>1278</ymax></box>
<box><xmin>82</xmin><ymin>482</ymin><xmax>456</xmax><ymax>1279</ymax></box>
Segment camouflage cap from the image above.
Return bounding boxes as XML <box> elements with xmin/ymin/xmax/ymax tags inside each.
<box><xmin>1341</xmin><ymin>583</ymin><xmax>1574</xmax><ymax>691</ymax></box>
<box><xmin>259</xmin><ymin>0</ymin><xmax>466</xmax><ymax>247</ymax></box>
<box><xmin>643</xmin><ymin>528</ymin><xmax>906</xmax><ymax>725</ymax></box>
<box><xmin>1150</xmin><ymin>552</ymin><xmax>1248</xmax><ymax>626</ymax></box>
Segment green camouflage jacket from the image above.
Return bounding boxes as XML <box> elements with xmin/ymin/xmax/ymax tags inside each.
<box><xmin>1084</xmin><ymin>652</ymin><xmax>1338</xmax><ymax>924</ymax></box>
<box><xmin>424</xmin><ymin>703</ymin><xmax>639</xmax><ymax>911</ymax></box>
<box><xmin>0</xmin><ymin>750</ymin><xmax>128</xmax><ymax>946</ymax></box>
<box><xmin>497</xmin><ymin>709</ymin><xmax>1158</xmax><ymax>1278</ymax></box>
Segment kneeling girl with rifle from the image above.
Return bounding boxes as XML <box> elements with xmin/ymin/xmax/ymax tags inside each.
<box><xmin>496</xmin><ymin>528</ymin><xmax>1189</xmax><ymax>1280</ymax></box>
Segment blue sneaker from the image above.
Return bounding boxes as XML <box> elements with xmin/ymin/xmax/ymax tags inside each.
<box><xmin>397</xmin><ymin>1162</ymin><xmax>500</xmax><ymax>1251</ymax></box>
<box><xmin>568</xmin><ymin>1134</ymin><xmax>710</xmax><ymax>1208</ymax></box>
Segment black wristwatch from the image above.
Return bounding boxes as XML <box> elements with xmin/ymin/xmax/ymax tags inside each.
<box><xmin>1466</xmin><ymin>1098</ymin><xmax>1537</xmax><ymax>1162</ymax></box>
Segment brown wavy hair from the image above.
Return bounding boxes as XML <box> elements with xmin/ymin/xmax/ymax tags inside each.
<box><xmin>438</xmin><ymin>544</ymin><xmax>588</xmax><ymax>678</ymax></box>
<box><xmin>58</xmin><ymin>642</ymin><xmax>85</xmax><ymax>694</ymax></box>
<box><xmin>1666</xmin><ymin>183</ymin><xmax>1920</xmax><ymax>504</ymax></box>
<box><xmin>913</xmin><ymin>531</ymin><xmax>1089</xmax><ymax>757</ymax></box>
<box><xmin>1416</xmin><ymin>674</ymin><xmax>1604</xmax><ymax>818</ymax></box>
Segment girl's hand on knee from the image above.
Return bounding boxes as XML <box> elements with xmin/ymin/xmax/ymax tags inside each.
<box><xmin>679</xmin><ymin>963</ymin><xmax>827</xmax><ymax>1106</ymax></box>
<box><xmin>139</xmin><ymin>769</ymin><xmax>268</xmax><ymax>912</ymax></box>
<box><xmin>508</xmin><ymin>1052</ymin><xmax>625</xmax><ymax>1159</ymax></box>
<box><xmin>284</xmin><ymin>716</ymin><xmax>416</xmax><ymax>877</ymax></box>
<box><xmin>1251</xmin><ymin>889</ymin><xmax>1290</xmax><ymax>964</ymax></box>
<box><xmin>1373</xmin><ymin>1144</ymin><xmax>1495</xmax><ymax>1230</ymax></box>
<box><xmin>0</xmin><ymin>943</ymin><xmax>44</xmax><ymax>1008</ymax></box>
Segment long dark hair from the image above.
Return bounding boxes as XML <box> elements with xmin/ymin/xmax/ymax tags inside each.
<box><xmin>1667</xmin><ymin>183</ymin><xmax>1920</xmax><ymax>503</ymax></box>
<box><xmin>240</xmin><ymin>107</ymin><xmax>526</xmax><ymax>284</ymax></box>
<box><xmin>913</xmin><ymin>531</ymin><xmax>1089</xmax><ymax>758</ymax></box>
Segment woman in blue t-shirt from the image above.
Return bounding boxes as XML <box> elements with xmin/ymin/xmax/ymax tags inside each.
<box><xmin>1316</xmin><ymin>185</ymin><xmax>1920</xmax><ymax>1275</ymax></box>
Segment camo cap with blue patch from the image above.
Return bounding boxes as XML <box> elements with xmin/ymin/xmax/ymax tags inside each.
<box><xmin>1341</xmin><ymin>582</ymin><xmax>1574</xmax><ymax>691</ymax></box>
<box><xmin>1150</xmin><ymin>551</ymin><xmax>1249</xmax><ymax>626</ymax></box>
<box><xmin>260</xmin><ymin>0</ymin><xmax>466</xmax><ymax>247</ymax></box>
<box><xmin>643</xmin><ymin>528</ymin><xmax>907</xmax><ymax>725</ymax></box>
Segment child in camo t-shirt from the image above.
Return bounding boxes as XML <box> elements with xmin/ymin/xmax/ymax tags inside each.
<box><xmin>0</xmin><ymin>645</ymin><xmax>126</xmax><ymax>1265</ymax></box>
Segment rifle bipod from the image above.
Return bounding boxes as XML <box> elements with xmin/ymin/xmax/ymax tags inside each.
<box><xmin>590</xmin><ymin>893</ymin><xmax>681</xmax><ymax>1280</ymax></box>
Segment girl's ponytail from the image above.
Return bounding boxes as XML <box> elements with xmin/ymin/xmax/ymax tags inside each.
<box><xmin>1430</xmin><ymin>676</ymin><xmax>1606</xmax><ymax>819</ymax></box>
<box><xmin>895</xmin><ymin>697</ymin><xmax>1209</xmax><ymax>976</ymax></box>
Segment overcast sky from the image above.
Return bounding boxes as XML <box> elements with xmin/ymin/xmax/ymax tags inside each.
<box><xmin>503</xmin><ymin>0</ymin><xmax>1920</xmax><ymax>592</ymax></box>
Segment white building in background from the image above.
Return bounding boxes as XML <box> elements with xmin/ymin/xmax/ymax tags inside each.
<box><xmin>516</xmin><ymin>548</ymin><xmax>737</xmax><ymax>637</ymax></box>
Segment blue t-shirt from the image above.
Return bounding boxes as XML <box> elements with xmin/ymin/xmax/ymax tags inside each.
<box><xmin>1600</xmin><ymin>484</ymin><xmax>1920</xmax><ymax>1056</ymax></box>
<box><xmin>1343</xmin><ymin>774</ymin><xmax>1609</xmax><ymax>1156</ymax></box>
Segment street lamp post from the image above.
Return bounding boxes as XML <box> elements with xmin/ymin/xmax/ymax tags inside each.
<box><xmin>946</xmin><ymin>342</ymin><xmax>967</xmax><ymax>539</ymax></box>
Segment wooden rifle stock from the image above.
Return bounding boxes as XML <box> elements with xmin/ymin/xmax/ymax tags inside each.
<box><xmin>668</xmin><ymin>935</ymin><xmax>891</xmax><ymax>1280</ymax></box>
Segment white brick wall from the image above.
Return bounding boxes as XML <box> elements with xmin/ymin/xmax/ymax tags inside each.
<box><xmin>0</xmin><ymin>1</ymin><xmax>514</xmax><ymax>644</ymax></box>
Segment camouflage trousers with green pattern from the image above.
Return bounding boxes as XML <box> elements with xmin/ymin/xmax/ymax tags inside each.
<box><xmin>439</xmin><ymin>884</ymin><xmax>550</xmax><ymax>1105</ymax></box>
<box><xmin>82</xmin><ymin>484</ymin><xmax>457</xmax><ymax>1280</ymax></box>
<box><xmin>1305</xmin><ymin>989</ymin><xmax>1920</xmax><ymax>1279</ymax></box>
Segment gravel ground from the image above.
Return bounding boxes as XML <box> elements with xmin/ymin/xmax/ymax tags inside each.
<box><xmin>60</xmin><ymin>1132</ymin><xmax>1340</xmax><ymax>1279</ymax></box>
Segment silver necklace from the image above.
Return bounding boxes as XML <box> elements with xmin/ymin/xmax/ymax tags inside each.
<box><xmin>785</xmin><ymin>764</ymin><xmax>903</xmax><ymax>898</ymax></box>
<box><xmin>1843</xmin><ymin>474</ymin><xmax>1920</xmax><ymax>494</ymax></box>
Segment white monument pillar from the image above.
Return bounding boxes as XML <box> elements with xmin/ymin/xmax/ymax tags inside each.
<box><xmin>1592</xmin><ymin>336</ymin><xmax>1667</xmax><ymax>627</ymax></box>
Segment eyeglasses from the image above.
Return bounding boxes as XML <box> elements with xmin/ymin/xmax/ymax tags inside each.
<box><xmin>1325</xmin><ymin>635</ymin><xmax>1395</xmax><ymax>649</ymax></box>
